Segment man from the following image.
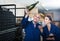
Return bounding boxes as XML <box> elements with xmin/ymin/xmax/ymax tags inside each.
<box><xmin>21</xmin><ymin>9</ymin><xmax>41</xmax><ymax>41</ymax></box>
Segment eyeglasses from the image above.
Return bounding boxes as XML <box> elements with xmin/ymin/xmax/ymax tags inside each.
<box><xmin>35</xmin><ymin>16</ymin><xmax>40</xmax><ymax>19</ymax></box>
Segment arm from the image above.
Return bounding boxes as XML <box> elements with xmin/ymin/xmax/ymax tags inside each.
<box><xmin>21</xmin><ymin>9</ymin><xmax>29</xmax><ymax>27</ymax></box>
<box><xmin>38</xmin><ymin>25</ymin><xmax>45</xmax><ymax>36</ymax></box>
<box><xmin>38</xmin><ymin>25</ymin><xmax>43</xmax><ymax>33</ymax></box>
<box><xmin>55</xmin><ymin>27</ymin><xmax>60</xmax><ymax>41</ymax></box>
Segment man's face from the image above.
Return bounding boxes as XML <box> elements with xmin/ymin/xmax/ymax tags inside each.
<box><xmin>33</xmin><ymin>14</ymin><xmax>40</xmax><ymax>23</ymax></box>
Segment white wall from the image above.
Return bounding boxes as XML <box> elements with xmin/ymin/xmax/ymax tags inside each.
<box><xmin>0</xmin><ymin>0</ymin><xmax>60</xmax><ymax>16</ymax></box>
<box><xmin>0</xmin><ymin>0</ymin><xmax>37</xmax><ymax>16</ymax></box>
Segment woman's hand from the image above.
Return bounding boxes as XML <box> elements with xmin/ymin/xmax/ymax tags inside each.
<box><xmin>46</xmin><ymin>37</ymin><xmax>55</xmax><ymax>40</ymax></box>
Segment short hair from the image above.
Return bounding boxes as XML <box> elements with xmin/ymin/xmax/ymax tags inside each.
<box><xmin>45</xmin><ymin>15</ymin><xmax>52</xmax><ymax>21</ymax></box>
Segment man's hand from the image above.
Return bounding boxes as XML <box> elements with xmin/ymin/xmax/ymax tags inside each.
<box><xmin>38</xmin><ymin>26</ymin><xmax>43</xmax><ymax>32</ymax></box>
<box><xmin>25</xmin><ymin>9</ymin><xmax>30</xmax><ymax>16</ymax></box>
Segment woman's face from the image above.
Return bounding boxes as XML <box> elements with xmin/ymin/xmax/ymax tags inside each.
<box><xmin>44</xmin><ymin>17</ymin><xmax>51</xmax><ymax>25</ymax></box>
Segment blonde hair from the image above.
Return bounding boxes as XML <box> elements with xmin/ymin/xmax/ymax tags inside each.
<box><xmin>40</xmin><ymin>13</ymin><xmax>45</xmax><ymax>19</ymax></box>
<box><xmin>34</xmin><ymin>13</ymin><xmax>40</xmax><ymax>16</ymax></box>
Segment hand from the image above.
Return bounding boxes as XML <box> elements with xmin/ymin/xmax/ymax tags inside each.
<box><xmin>38</xmin><ymin>26</ymin><xmax>43</xmax><ymax>29</ymax></box>
<box><xmin>38</xmin><ymin>26</ymin><xmax>43</xmax><ymax>32</ymax></box>
<box><xmin>25</xmin><ymin>9</ymin><xmax>30</xmax><ymax>15</ymax></box>
<box><xmin>24</xmin><ymin>9</ymin><xmax>30</xmax><ymax>18</ymax></box>
<box><xmin>46</xmin><ymin>37</ymin><xmax>55</xmax><ymax>40</ymax></box>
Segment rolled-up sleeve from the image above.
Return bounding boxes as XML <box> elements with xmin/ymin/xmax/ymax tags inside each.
<box><xmin>21</xmin><ymin>15</ymin><xmax>29</xmax><ymax>27</ymax></box>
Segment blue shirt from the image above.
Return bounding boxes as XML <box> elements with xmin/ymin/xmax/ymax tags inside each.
<box><xmin>42</xmin><ymin>23</ymin><xmax>60</xmax><ymax>41</ymax></box>
<box><xmin>21</xmin><ymin>16</ymin><xmax>41</xmax><ymax>41</ymax></box>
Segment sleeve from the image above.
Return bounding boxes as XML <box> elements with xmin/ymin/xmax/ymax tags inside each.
<box><xmin>21</xmin><ymin>15</ymin><xmax>29</xmax><ymax>28</ymax></box>
<box><xmin>55</xmin><ymin>27</ymin><xmax>60</xmax><ymax>41</ymax></box>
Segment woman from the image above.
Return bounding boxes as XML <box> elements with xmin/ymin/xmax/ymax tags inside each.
<box><xmin>42</xmin><ymin>15</ymin><xmax>60</xmax><ymax>41</ymax></box>
<box><xmin>21</xmin><ymin>9</ymin><xmax>41</xmax><ymax>41</ymax></box>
